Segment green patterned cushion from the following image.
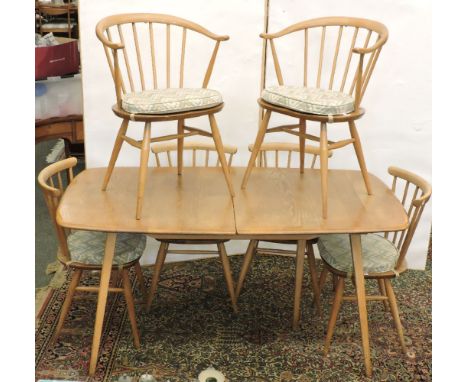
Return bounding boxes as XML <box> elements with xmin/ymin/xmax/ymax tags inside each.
<box><xmin>67</xmin><ymin>231</ymin><xmax>146</xmax><ymax>265</ymax></box>
<box><xmin>262</xmin><ymin>85</ymin><xmax>355</xmax><ymax>115</ymax></box>
<box><xmin>121</xmin><ymin>88</ymin><xmax>222</xmax><ymax>114</ymax></box>
<box><xmin>317</xmin><ymin>234</ymin><xmax>399</xmax><ymax>275</ymax></box>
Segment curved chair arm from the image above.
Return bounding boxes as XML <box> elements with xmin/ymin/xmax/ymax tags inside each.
<box><xmin>38</xmin><ymin>157</ymin><xmax>78</xmax><ymax>197</ymax></box>
<box><xmin>388</xmin><ymin>166</ymin><xmax>432</xmax><ymax>206</ymax></box>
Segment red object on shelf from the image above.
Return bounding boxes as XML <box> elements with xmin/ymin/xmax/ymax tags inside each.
<box><xmin>35</xmin><ymin>38</ymin><xmax>79</xmax><ymax>80</ymax></box>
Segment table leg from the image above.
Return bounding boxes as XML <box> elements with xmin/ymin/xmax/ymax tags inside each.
<box><xmin>350</xmin><ymin>234</ymin><xmax>372</xmax><ymax>377</ymax></box>
<box><xmin>89</xmin><ymin>232</ymin><xmax>116</xmax><ymax>376</ymax></box>
<box><xmin>293</xmin><ymin>239</ymin><xmax>306</xmax><ymax>330</ymax></box>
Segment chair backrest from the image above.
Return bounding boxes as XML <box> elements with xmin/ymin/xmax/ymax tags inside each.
<box><xmin>248</xmin><ymin>142</ymin><xmax>331</xmax><ymax>168</ymax></box>
<box><xmin>152</xmin><ymin>141</ymin><xmax>237</xmax><ymax>167</ymax></box>
<box><xmin>384</xmin><ymin>166</ymin><xmax>432</xmax><ymax>270</ymax></box>
<box><xmin>95</xmin><ymin>13</ymin><xmax>229</xmax><ymax>107</ymax></box>
<box><xmin>37</xmin><ymin>157</ymin><xmax>78</xmax><ymax>263</ymax></box>
<box><xmin>261</xmin><ymin>17</ymin><xmax>388</xmax><ymax>108</ymax></box>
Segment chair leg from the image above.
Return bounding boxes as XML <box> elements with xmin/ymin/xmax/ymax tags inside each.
<box><xmin>348</xmin><ymin>120</ymin><xmax>372</xmax><ymax>195</ymax></box>
<box><xmin>101</xmin><ymin>119</ymin><xmax>129</xmax><ymax>191</ymax></box>
<box><xmin>319</xmin><ymin>122</ymin><xmax>329</xmax><ymax>219</ymax></box>
<box><xmin>121</xmin><ymin>268</ymin><xmax>141</xmax><ymax>348</ymax></box>
<box><xmin>217</xmin><ymin>243</ymin><xmax>238</xmax><ymax>313</ymax></box>
<box><xmin>235</xmin><ymin>240</ymin><xmax>258</xmax><ymax>298</ymax></box>
<box><xmin>306</xmin><ymin>241</ymin><xmax>322</xmax><ymax>316</ymax></box>
<box><xmin>134</xmin><ymin>261</ymin><xmax>147</xmax><ymax>302</ymax></box>
<box><xmin>177</xmin><ymin>119</ymin><xmax>184</xmax><ymax>175</ymax></box>
<box><xmin>208</xmin><ymin>114</ymin><xmax>235</xmax><ymax>198</ymax></box>
<box><xmin>324</xmin><ymin>276</ymin><xmax>345</xmax><ymax>355</ymax></box>
<box><xmin>136</xmin><ymin>122</ymin><xmax>152</xmax><ymax>220</ymax></box>
<box><xmin>146</xmin><ymin>242</ymin><xmax>169</xmax><ymax>311</ymax></box>
<box><xmin>384</xmin><ymin>279</ymin><xmax>407</xmax><ymax>354</ymax></box>
<box><xmin>54</xmin><ymin>268</ymin><xmax>82</xmax><ymax>341</ymax></box>
<box><xmin>293</xmin><ymin>240</ymin><xmax>306</xmax><ymax>330</ymax></box>
<box><xmin>299</xmin><ymin>118</ymin><xmax>306</xmax><ymax>174</ymax></box>
<box><xmin>377</xmin><ymin>278</ymin><xmax>389</xmax><ymax>311</ymax></box>
<box><xmin>332</xmin><ymin>275</ymin><xmax>339</xmax><ymax>291</ymax></box>
<box><xmin>241</xmin><ymin>110</ymin><xmax>272</xmax><ymax>189</ymax></box>
<box><xmin>319</xmin><ymin>267</ymin><xmax>329</xmax><ymax>293</ymax></box>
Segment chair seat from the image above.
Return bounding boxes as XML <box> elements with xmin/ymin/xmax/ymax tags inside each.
<box><xmin>121</xmin><ymin>88</ymin><xmax>223</xmax><ymax>115</ymax></box>
<box><xmin>67</xmin><ymin>231</ymin><xmax>146</xmax><ymax>265</ymax></box>
<box><xmin>317</xmin><ymin>234</ymin><xmax>399</xmax><ymax>275</ymax></box>
<box><xmin>261</xmin><ymin>85</ymin><xmax>355</xmax><ymax>116</ymax></box>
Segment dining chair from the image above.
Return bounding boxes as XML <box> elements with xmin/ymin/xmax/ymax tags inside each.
<box><xmin>235</xmin><ymin>142</ymin><xmax>333</xmax><ymax>320</ymax></box>
<box><xmin>96</xmin><ymin>14</ymin><xmax>235</xmax><ymax>220</ymax></box>
<box><xmin>38</xmin><ymin>4</ymin><xmax>77</xmax><ymax>38</ymax></box>
<box><xmin>146</xmin><ymin>141</ymin><xmax>239</xmax><ymax>312</ymax></box>
<box><xmin>317</xmin><ymin>166</ymin><xmax>431</xmax><ymax>360</ymax></box>
<box><xmin>242</xmin><ymin>17</ymin><xmax>389</xmax><ymax>218</ymax></box>
<box><xmin>38</xmin><ymin>157</ymin><xmax>147</xmax><ymax>348</ymax></box>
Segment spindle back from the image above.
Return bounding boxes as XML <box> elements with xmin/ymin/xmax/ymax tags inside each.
<box><xmin>96</xmin><ymin>14</ymin><xmax>229</xmax><ymax>106</ymax></box>
<box><xmin>262</xmin><ymin>17</ymin><xmax>388</xmax><ymax>108</ymax></box>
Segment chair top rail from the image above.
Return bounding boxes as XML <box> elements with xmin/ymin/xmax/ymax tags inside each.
<box><xmin>388</xmin><ymin>166</ymin><xmax>432</xmax><ymax>206</ymax></box>
<box><xmin>37</xmin><ymin>157</ymin><xmax>77</xmax><ymax>197</ymax></box>
<box><xmin>96</xmin><ymin>13</ymin><xmax>229</xmax><ymax>50</ymax></box>
<box><xmin>260</xmin><ymin>16</ymin><xmax>388</xmax><ymax>54</ymax></box>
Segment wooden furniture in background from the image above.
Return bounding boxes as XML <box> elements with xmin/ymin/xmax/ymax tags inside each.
<box><xmin>95</xmin><ymin>13</ymin><xmax>235</xmax><ymax>219</ymax></box>
<box><xmin>37</xmin><ymin>3</ymin><xmax>78</xmax><ymax>38</ymax></box>
<box><xmin>242</xmin><ymin>17</ymin><xmax>388</xmax><ymax>219</ymax></box>
<box><xmin>35</xmin><ymin>115</ymin><xmax>84</xmax><ymax>158</ymax></box>
<box><xmin>57</xmin><ymin>166</ymin><xmax>407</xmax><ymax>376</ymax></box>
<box><xmin>147</xmin><ymin>142</ymin><xmax>239</xmax><ymax>312</ymax></box>
<box><xmin>236</xmin><ymin>142</ymin><xmax>333</xmax><ymax>317</ymax></box>
<box><xmin>37</xmin><ymin>158</ymin><xmax>147</xmax><ymax>350</ymax></box>
<box><xmin>318</xmin><ymin>166</ymin><xmax>431</xmax><ymax>372</ymax></box>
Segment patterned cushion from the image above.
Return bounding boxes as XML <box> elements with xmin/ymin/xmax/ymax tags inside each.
<box><xmin>317</xmin><ymin>234</ymin><xmax>399</xmax><ymax>275</ymax></box>
<box><xmin>262</xmin><ymin>85</ymin><xmax>355</xmax><ymax>115</ymax></box>
<box><xmin>121</xmin><ymin>88</ymin><xmax>222</xmax><ymax>114</ymax></box>
<box><xmin>67</xmin><ymin>231</ymin><xmax>146</xmax><ymax>265</ymax></box>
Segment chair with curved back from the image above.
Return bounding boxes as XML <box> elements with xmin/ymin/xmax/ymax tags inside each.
<box><xmin>146</xmin><ymin>141</ymin><xmax>239</xmax><ymax>313</ymax></box>
<box><xmin>38</xmin><ymin>157</ymin><xmax>147</xmax><ymax>348</ymax></box>
<box><xmin>242</xmin><ymin>17</ymin><xmax>389</xmax><ymax>218</ymax></box>
<box><xmin>235</xmin><ymin>142</ymin><xmax>333</xmax><ymax>325</ymax></box>
<box><xmin>317</xmin><ymin>166</ymin><xmax>431</xmax><ymax>369</ymax></box>
<box><xmin>95</xmin><ymin>14</ymin><xmax>235</xmax><ymax>220</ymax></box>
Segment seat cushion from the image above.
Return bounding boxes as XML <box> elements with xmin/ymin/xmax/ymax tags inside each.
<box><xmin>261</xmin><ymin>85</ymin><xmax>355</xmax><ymax>115</ymax></box>
<box><xmin>67</xmin><ymin>231</ymin><xmax>146</xmax><ymax>265</ymax></box>
<box><xmin>121</xmin><ymin>88</ymin><xmax>223</xmax><ymax>115</ymax></box>
<box><xmin>317</xmin><ymin>234</ymin><xmax>399</xmax><ymax>275</ymax></box>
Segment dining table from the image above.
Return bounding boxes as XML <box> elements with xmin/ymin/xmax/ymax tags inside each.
<box><xmin>57</xmin><ymin>165</ymin><xmax>408</xmax><ymax>377</ymax></box>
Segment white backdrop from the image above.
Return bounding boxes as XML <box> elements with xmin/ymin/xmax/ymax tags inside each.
<box><xmin>79</xmin><ymin>0</ymin><xmax>431</xmax><ymax>269</ymax></box>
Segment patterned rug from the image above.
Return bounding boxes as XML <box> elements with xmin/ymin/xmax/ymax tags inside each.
<box><xmin>35</xmin><ymin>254</ymin><xmax>431</xmax><ymax>382</ymax></box>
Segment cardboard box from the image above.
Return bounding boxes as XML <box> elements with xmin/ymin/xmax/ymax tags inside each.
<box><xmin>35</xmin><ymin>37</ymin><xmax>80</xmax><ymax>80</ymax></box>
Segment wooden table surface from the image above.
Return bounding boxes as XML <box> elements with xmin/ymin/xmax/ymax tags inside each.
<box><xmin>58</xmin><ymin>167</ymin><xmax>407</xmax><ymax>236</ymax></box>
<box><xmin>56</xmin><ymin>166</ymin><xmax>408</xmax><ymax>377</ymax></box>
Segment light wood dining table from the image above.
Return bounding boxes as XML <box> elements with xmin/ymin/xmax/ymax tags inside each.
<box><xmin>57</xmin><ymin>166</ymin><xmax>408</xmax><ymax>377</ymax></box>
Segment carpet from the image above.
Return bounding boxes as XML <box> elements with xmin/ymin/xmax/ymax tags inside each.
<box><xmin>35</xmin><ymin>254</ymin><xmax>431</xmax><ymax>382</ymax></box>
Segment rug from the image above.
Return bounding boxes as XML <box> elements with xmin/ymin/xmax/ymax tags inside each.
<box><xmin>35</xmin><ymin>255</ymin><xmax>431</xmax><ymax>382</ymax></box>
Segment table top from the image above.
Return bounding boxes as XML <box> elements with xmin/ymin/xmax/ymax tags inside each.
<box><xmin>57</xmin><ymin>167</ymin><xmax>407</xmax><ymax>238</ymax></box>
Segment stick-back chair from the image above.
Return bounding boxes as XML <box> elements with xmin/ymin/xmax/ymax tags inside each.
<box><xmin>38</xmin><ymin>158</ymin><xmax>147</xmax><ymax>348</ymax></box>
<box><xmin>146</xmin><ymin>141</ymin><xmax>239</xmax><ymax>313</ymax></box>
<box><xmin>95</xmin><ymin>14</ymin><xmax>235</xmax><ymax>220</ymax></box>
<box><xmin>38</xmin><ymin>5</ymin><xmax>77</xmax><ymax>38</ymax></box>
<box><xmin>317</xmin><ymin>166</ymin><xmax>431</xmax><ymax>366</ymax></box>
<box><xmin>236</xmin><ymin>142</ymin><xmax>334</xmax><ymax>322</ymax></box>
<box><xmin>242</xmin><ymin>17</ymin><xmax>389</xmax><ymax>219</ymax></box>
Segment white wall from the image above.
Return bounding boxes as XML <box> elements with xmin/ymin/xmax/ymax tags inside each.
<box><xmin>79</xmin><ymin>0</ymin><xmax>431</xmax><ymax>269</ymax></box>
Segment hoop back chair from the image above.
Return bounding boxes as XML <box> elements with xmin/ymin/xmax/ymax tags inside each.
<box><xmin>317</xmin><ymin>167</ymin><xmax>431</xmax><ymax>369</ymax></box>
<box><xmin>95</xmin><ymin>14</ymin><xmax>234</xmax><ymax>220</ymax></box>
<box><xmin>38</xmin><ymin>5</ymin><xmax>77</xmax><ymax>38</ymax></box>
<box><xmin>242</xmin><ymin>17</ymin><xmax>389</xmax><ymax>218</ymax></box>
<box><xmin>236</xmin><ymin>142</ymin><xmax>334</xmax><ymax>325</ymax></box>
<box><xmin>38</xmin><ymin>158</ymin><xmax>147</xmax><ymax>349</ymax></box>
<box><xmin>146</xmin><ymin>141</ymin><xmax>239</xmax><ymax>313</ymax></box>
